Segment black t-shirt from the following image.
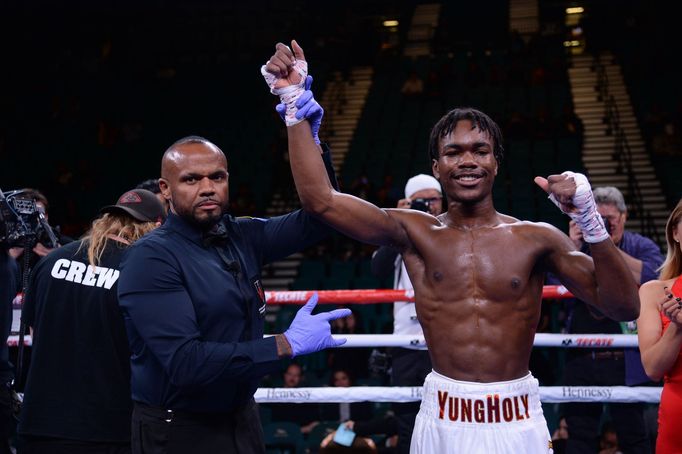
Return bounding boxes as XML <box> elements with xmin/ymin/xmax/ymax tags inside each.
<box><xmin>0</xmin><ymin>248</ymin><xmax>18</xmax><ymax>382</ymax></box>
<box><xmin>18</xmin><ymin>240</ymin><xmax>132</xmax><ymax>442</ymax></box>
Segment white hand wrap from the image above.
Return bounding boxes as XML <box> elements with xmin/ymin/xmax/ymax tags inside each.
<box><xmin>548</xmin><ymin>171</ymin><xmax>610</xmax><ymax>243</ymax></box>
<box><xmin>260</xmin><ymin>59</ymin><xmax>308</xmax><ymax>126</ymax></box>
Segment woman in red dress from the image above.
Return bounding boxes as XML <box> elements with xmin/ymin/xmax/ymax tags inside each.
<box><xmin>638</xmin><ymin>198</ymin><xmax>682</xmax><ymax>454</ymax></box>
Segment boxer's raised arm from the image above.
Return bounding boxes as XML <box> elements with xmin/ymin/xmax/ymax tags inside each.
<box><xmin>263</xmin><ymin>40</ymin><xmax>412</xmax><ymax>249</ymax></box>
<box><xmin>288</xmin><ymin>120</ymin><xmax>409</xmax><ymax>248</ymax></box>
<box><xmin>536</xmin><ymin>173</ymin><xmax>640</xmax><ymax>320</ymax></box>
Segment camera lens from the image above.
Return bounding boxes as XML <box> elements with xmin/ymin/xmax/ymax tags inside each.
<box><xmin>601</xmin><ymin>216</ymin><xmax>612</xmax><ymax>234</ymax></box>
<box><xmin>410</xmin><ymin>199</ymin><xmax>429</xmax><ymax>213</ymax></box>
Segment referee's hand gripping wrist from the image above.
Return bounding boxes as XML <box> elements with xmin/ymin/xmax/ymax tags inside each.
<box><xmin>283</xmin><ymin>293</ymin><xmax>351</xmax><ymax>357</ymax></box>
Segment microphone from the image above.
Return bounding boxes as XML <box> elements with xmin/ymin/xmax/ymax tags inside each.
<box><xmin>36</xmin><ymin>205</ymin><xmax>59</xmax><ymax>248</ymax></box>
<box><xmin>225</xmin><ymin>260</ymin><xmax>241</xmax><ymax>275</ymax></box>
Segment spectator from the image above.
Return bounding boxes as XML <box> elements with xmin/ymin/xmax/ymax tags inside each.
<box><xmin>400</xmin><ymin>72</ymin><xmax>423</xmax><ymax>96</ymax></box>
<box><xmin>283</xmin><ymin>362</ymin><xmax>303</xmax><ymax>388</ymax></box>
<box><xmin>319</xmin><ymin>432</ymin><xmax>377</xmax><ymax>454</ymax></box>
<box><xmin>268</xmin><ymin>363</ymin><xmax>321</xmax><ymax>436</ymax></box>
<box><xmin>598</xmin><ymin>423</ymin><xmax>622</xmax><ymax>454</ymax></box>
<box><xmin>651</xmin><ymin>122</ymin><xmax>682</xmax><ymax>156</ymax></box>
<box><xmin>320</xmin><ymin>369</ymin><xmax>374</xmax><ymax>424</ymax></box>
<box><xmin>556</xmin><ymin>105</ymin><xmax>584</xmax><ymax>139</ymax></box>
<box><xmin>345</xmin><ymin>415</ymin><xmax>398</xmax><ymax>454</ymax></box>
<box><xmin>554</xmin><ymin>186</ymin><xmax>662</xmax><ymax>454</ymax></box>
<box><xmin>329</xmin><ymin>307</ymin><xmax>371</xmax><ymax>381</ymax></box>
<box><xmin>552</xmin><ymin>416</ymin><xmax>569</xmax><ymax>454</ymax></box>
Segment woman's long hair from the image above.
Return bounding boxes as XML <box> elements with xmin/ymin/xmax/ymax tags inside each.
<box><xmin>80</xmin><ymin>212</ymin><xmax>157</xmax><ymax>266</ymax></box>
<box><xmin>660</xmin><ymin>198</ymin><xmax>682</xmax><ymax>280</ymax></box>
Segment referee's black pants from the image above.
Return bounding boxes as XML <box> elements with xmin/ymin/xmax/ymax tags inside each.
<box><xmin>132</xmin><ymin>399</ymin><xmax>264</xmax><ymax>454</ymax></box>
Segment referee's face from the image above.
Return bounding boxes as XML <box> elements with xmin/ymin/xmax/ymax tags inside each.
<box><xmin>160</xmin><ymin>142</ymin><xmax>229</xmax><ymax>227</ymax></box>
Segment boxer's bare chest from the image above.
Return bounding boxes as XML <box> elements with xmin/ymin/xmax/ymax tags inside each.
<box><xmin>404</xmin><ymin>223</ymin><xmax>545</xmax><ymax>300</ymax></box>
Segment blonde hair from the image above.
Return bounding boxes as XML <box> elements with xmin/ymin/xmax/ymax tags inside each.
<box><xmin>660</xmin><ymin>198</ymin><xmax>682</xmax><ymax>280</ymax></box>
<box><xmin>80</xmin><ymin>212</ymin><xmax>157</xmax><ymax>267</ymax></box>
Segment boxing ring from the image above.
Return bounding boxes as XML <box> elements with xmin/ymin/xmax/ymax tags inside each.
<box><xmin>6</xmin><ymin>286</ymin><xmax>661</xmax><ymax>404</ymax></box>
<box><xmin>257</xmin><ymin>286</ymin><xmax>661</xmax><ymax>405</ymax></box>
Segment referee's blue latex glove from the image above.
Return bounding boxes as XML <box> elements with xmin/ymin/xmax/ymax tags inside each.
<box><xmin>284</xmin><ymin>292</ymin><xmax>351</xmax><ymax>357</ymax></box>
<box><xmin>276</xmin><ymin>75</ymin><xmax>324</xmax><ymax>144</ymax></box>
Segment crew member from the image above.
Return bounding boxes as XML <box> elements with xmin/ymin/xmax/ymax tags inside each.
<box><xmin>18</xmin><ymin>188</ymin><xmax>165</xmax><ymax>454</ymax></box>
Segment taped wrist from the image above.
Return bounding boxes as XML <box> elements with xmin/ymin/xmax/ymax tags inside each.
<box><xmin>261</xmin><ymin>60</ymin><xmax>308</xmax><ymax>126</ymax></box>
<box><xmin>548</xmin><ymin>171</ymin><xmax>610</xmax><ymax>243</ymax></box>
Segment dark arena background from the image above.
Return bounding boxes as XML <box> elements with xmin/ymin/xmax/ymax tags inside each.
<box><xmin>1</xmin><ymin>0</ymin><xmax>680</xmax><ymax>452</ymax></box>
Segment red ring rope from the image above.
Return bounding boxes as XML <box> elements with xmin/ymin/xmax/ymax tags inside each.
<box><xmin>265</xmin><ymin>285</ymin><xmax>573</xmax><ymax>304</ymax></box>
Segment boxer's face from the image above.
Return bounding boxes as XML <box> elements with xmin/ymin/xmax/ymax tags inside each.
<box><xmin>160</xmin><ymin>142</ymin><xmax>229</xmax><ymax>228</ymax></box>
<box><xmin>432</xmin><ymin>120</ymin><xmax>497</xmax><ymax>205</ymax></box>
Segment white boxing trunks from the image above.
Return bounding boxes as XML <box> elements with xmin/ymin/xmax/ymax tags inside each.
<box><xmin>410</xmin><ymin>370</ymin><xmax>553</xmax><ymax>454</ymax></box>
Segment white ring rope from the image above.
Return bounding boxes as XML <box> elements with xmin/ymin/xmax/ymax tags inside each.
<box><xmin>7</xmin><ymin>333</ymin><xmax>639</xmax><ymax>348</ymax></box>
<box><xmin>255</xmin><ymin>386</ymin><xmax>661</xmax><ymax>404</ymax></box>
<box><xmin>263</xmin><ymin>333</ymin><xmax>639</xmax><ymax>349</ymax></box>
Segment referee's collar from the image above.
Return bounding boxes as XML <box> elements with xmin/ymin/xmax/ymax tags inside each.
<box><xmin>164</xmin><ymin>213</ymin><xmax>232</xmax><ymax>247</ymax></box>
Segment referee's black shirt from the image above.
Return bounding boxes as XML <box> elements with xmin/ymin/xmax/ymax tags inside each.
<box><xmin>118</xmin><ymin>210</ymin><xmax>329</xmax><ymax>413</ymax></box>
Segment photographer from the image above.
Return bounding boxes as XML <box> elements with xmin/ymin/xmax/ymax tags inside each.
<box><xmin>17</xmin><ymin>189</ymin><xmax>164</xmax><ymax>454</ymax></box>
<box><xmin>553</xmin><ymin>186</ymin><xmax>663</xmax><ymax>454</ymax></box>
<box><xmin>370</xmin><ymin>174</ymin><xmax>442</xmax><ymax>454</ymax></box>
<box><xmin>0</xmin><ymin>246</ymin><xmax>18</xmax><ymax>454</ymax></box>
<box><xmin>1</xmin><ymin>188</ymin><xmax>68</xmax><ymax>395</ymax></box>
<box><xmin>8</xmin><ymin>189</ymin><xmax>72</xmax><ymax>264</ymax></box>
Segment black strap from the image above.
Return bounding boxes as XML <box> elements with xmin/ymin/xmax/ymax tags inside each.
<box><xmin>15</xmin><ymin>243</ymin><xmax>32</xmax><ymax>391</ymax></box>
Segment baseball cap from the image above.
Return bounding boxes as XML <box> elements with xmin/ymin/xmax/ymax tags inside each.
<box><xmin>404</xmin><ymin>174</ymin><xmax>442</xmax><ymax>199</ymax></box>
<box><xmin>100</xmin><ymin>189</ymin><xmax>166</xmax><ymax>223</ymax></box>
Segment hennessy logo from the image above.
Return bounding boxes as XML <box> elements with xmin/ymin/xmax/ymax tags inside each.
<box><xmin>437</xmin><ymin>390</ymin><xmax>530</xmax><ymax>423</ymax></box>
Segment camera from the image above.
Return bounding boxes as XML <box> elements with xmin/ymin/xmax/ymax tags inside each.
<box><xmin>410</xmin><ymin>198</ymin><xmax>431</xmax><ymax>213</ymax></box>
<box><xmin>601</xmin><ymin>216</ymin><xmax>612</xmax><ymax>235</ymax></box>
<box><xmin>0</xmin><ymin>188</ymin><xmax>58</xmax><ymax>249</ymax></box>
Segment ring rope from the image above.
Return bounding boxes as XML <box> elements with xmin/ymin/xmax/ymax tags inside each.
<box><xmin>265</xmin><ymin>285</ymin><xmax>573</xmax><ymax>304</ymax></box>
<box><xmin>7</xmin><ymin>333</ymin><xmax>638</xmax><ymax>348</ymax></box>
<box><xmin>255</xmin><ymin>386</ymin><xmax>661</xmax><ymax>404</ymax></box>
<box><xmin>263</xmin><ymin>333</ymin><xmax>638</xmax><ymax>348</ymax></box>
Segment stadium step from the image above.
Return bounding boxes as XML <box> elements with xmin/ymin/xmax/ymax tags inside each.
<box><xmin>403</xmin><ymin>3</ymin><xmax>441</xmax><ymax>58</ymax></box>
<box><xmin>569</xmin><ymin>52</ymin><xmax>667</xmax><ymax>246</ymax></box>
